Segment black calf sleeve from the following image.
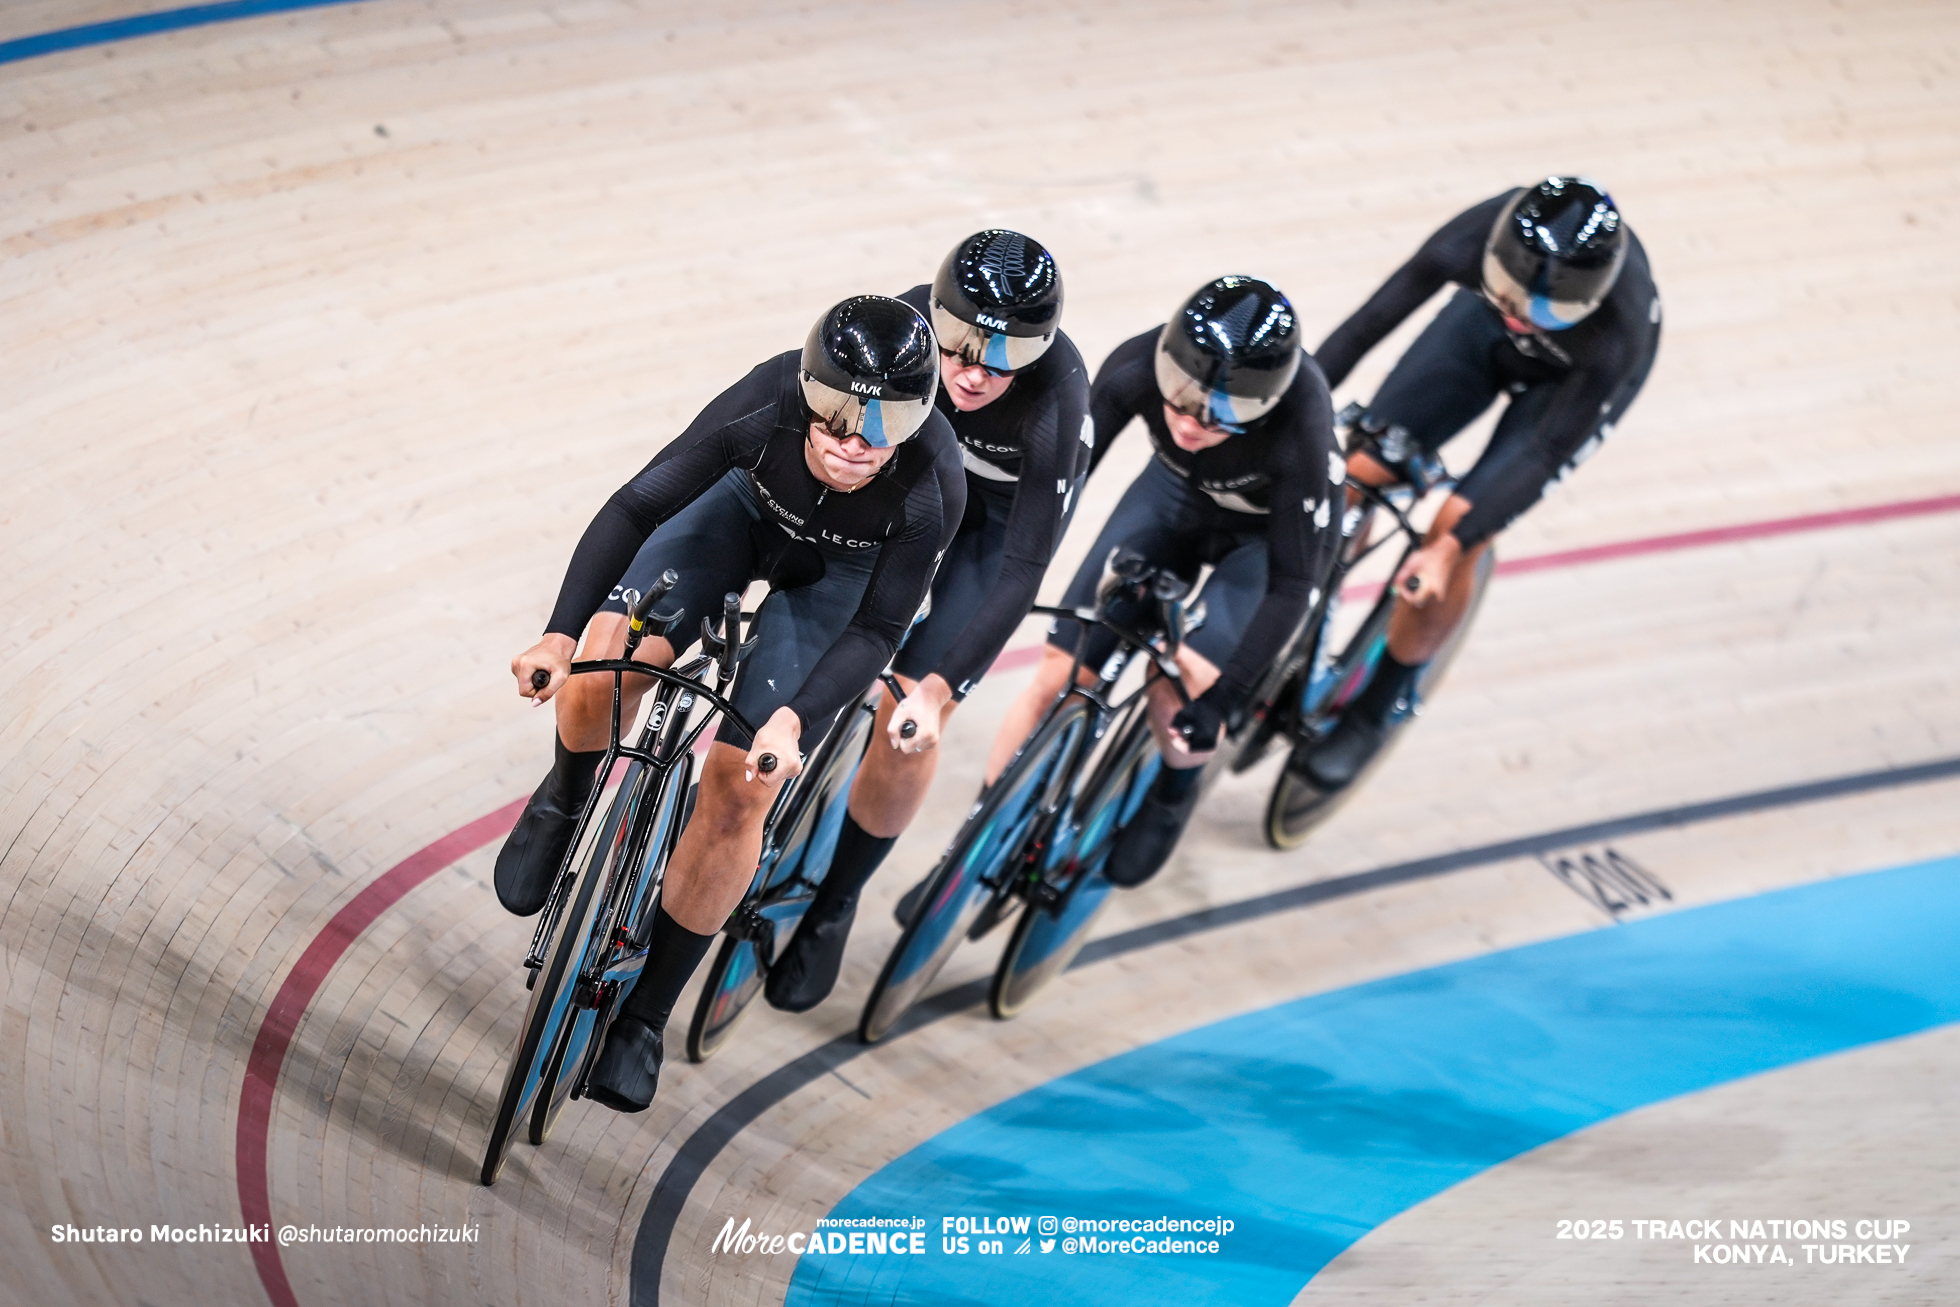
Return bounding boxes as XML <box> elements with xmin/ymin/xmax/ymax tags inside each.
<box><xmin>1150</xmin><ymin>762</ymin><xmax>1203</xmax><ymax>803</ymax></box>
<box><xmin>1349</xmin><ymin>651</ymin><xmax>1425</xmax><ymax>724</ymax></box>
<box><xmin>809</xmin><ymin>814</ymin><xmax>898</xmax><ymax>918</ymax></box>
<box><xmin>547</xmin><ymin>733</ymin><xmax>606</xmax><ymax>807</ymax></box>
<box><xmin>617</xmin><ymin>906</ymin><xmax>716</xmax><ymax>1032</ymax></box>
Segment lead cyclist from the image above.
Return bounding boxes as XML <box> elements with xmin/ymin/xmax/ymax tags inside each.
<box><xmin>762</xmin><ymin>230</ymin><xmax>1092</xmax><ymax>1014</ymax></box>
<box><xmin>499</xmin><ymin>295</ymin><xmax>963</xmax><ymax>1113</ymax></box>
<box><xmin>1294</xmin><ymin>177</ymin><xmax>1662</xmax><ymax>789</ymax></box>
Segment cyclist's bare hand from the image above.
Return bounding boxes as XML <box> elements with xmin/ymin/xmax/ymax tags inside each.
<box><xmin>1394</xmin><ymin>537</ymin><xmax>1460</xmax><ymax>608</ymax></box>
<box><xmin>888</xmin><ymin>674</ymin><xmax>951</xmax><ymax>754</ymax></box>
<box><xmin>512</xmin><ymin>634</ymin><xmax>577</xmax><ymax>705</ymax></box>
<box><xmin>745</xmin><ymin>708</ymin><xmax>804</xmax><ymax>787</ymax></box>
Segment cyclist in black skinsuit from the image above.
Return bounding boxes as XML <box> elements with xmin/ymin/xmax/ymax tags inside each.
<box><xmin>986</xmin><ymin>276</ymin><xmax>1343</xmax><ymax>890</ymax></box>
<box><xmin>1295</xmin><ymin>177</ymin><xmax>1662</xmax><ymax>787</ymax></box>
<box><xmin>762</xmin><ymin>230</ymin><xmax>1091</xmax><ymax>1014</ymax></box>
<box><xmin>499</xmin><ymin>295</ymin><xmax>964</xmax><ymax>1113</ymax></box>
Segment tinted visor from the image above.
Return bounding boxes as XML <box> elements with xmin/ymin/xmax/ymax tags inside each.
<box><xmin>800</xmin><ymin>373</ymin><xmax>933</xmax><ymax>448</ymax></box>
<box><xmin>1153</xmin><ymin>345</ymin><xmax>1285</xmax><ymax>429</ymax></box>
<box><xmin>1481</xmin><ymin>250</ymin><xmax>1611</xmax><ymax>331</ymax></box>
<box><xmin>931</xmin><ymin>301</ymin><xmax>1054</xmax><ymax>374</ymax></box>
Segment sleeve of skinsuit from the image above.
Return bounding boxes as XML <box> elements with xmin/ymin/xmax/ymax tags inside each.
<box><xmin>930</xmin><ymin>352</ymin><xmax>1093</xmax><ymax>698</ymax></box>
<box><xmin>1312</xmin><ymin>193</ymin><xmax>1513</xmax><ymax>390</ymax></box>
<box><xmin>783</xmin><ymin>414</ymin><xmax>968</xmax><ymax>738</ymax></box>
<box><xmin>1084</xmin><ymin>330</ymin><xmax>1162</xmax><ymax>479</ymax></box>
<box><xmin>1214</xmin><ymin>359</ymin><xmax>1344</xmax><ymax>706</ymax></box>
<box><xmin>544</xmin><ymin>357</ymin><xmax>786</xmax><ymax>638</ymax></box>
<box><xmin>1448</xmin><ymin>327</ymin><xmax>1639</xmax><ymax>550</ymax></box>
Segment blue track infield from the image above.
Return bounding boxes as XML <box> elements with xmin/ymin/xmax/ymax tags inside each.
<box><xmin>0</xmin><ymin>1</ymin><xmax>365</xmax><ymax>67</ymax></box>
<box><xmin>785</xmin><ymin>854</ymin><xmax>1960</xmax><ymax>1305</ymax></box>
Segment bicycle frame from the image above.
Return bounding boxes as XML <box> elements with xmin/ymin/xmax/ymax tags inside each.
<box><xmin>1226</xmin><ymin>460</ymin><xmax>1467</xmax><ymax>764</ymax></box>
<box><xmin>522</xmin><ymin>653</ymin><xmax>756</xmax><ymax>981</ymax></box>
<box><xmin>972</xmin><ymin>589</ymin><xmax>1196</xmax><ymax>908</ymax></box>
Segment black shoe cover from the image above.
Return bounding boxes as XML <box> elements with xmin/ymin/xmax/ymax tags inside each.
<box><xmin>893</xmin><ymin>875</ymin><xmax>931</xmax><ymax>928</ymax></box>
<box><xmin>493</xmin><ymin>780</ymin><xmax>583</xmax><ymax>916</ymax></box>
<box><xmin>1103</xmin><ymin>787</ymin><xmax>1201</xmax><ymax>889</ymax></box>
<box><xmin>765</xmin><ymin>902</ymin><xmax>859</xmax><ymax>1013</ymax></box>
<box><xmin>1294</xmin><ymin>712</ymin><xmax>1389</xmax><ymax>790</ymax></box>
<box><xmin>585</xmin><ymin>1017</ymin><xmax>663</xmax><ymax>1113</ymax></box>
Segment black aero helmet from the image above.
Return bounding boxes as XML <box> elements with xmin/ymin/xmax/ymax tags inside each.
<box><xmin>800</xmin><ymin>295</ymin><xmax>939</xmax><ymax>447</ymax></box>
<box><xmin>931</xmin><ymin>230</ymin><xmax>1064</xmax><ymax>373</ymax></box>
<box><xmin>1155</xmin><ymin>276</ymin><xmax>1301</xmax><ymax>430</ymax></box>
<box><xmin>1481</xmin><ymin>177</ymin><xmax>1628</xmax><ymax>331</ymax></box>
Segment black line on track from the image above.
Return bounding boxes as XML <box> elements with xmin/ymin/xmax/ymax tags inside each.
<box><xmin>630</xmin><ymin>753</ymin><xmax>1960</xmax><ymax>1305</ymax></box>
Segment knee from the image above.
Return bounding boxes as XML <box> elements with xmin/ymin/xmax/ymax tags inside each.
<box><xmin>696</xmin><ymin>762</ymin><xmax>772</xmax><ymax>833</ymax></box>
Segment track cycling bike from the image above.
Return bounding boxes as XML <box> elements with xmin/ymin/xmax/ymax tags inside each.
<box><xmin>857</xmin><ymin>552</ymin><xmax>1200</xmax><ymax>1040</ymax></box>
<box><xmin>480</xmin><ymin>573</ymin><xmax>771</xmax><ymax>1185</ymax></box>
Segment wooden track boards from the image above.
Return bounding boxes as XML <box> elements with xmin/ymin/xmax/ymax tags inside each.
<box><xmin>1</xmin><ymin>1</ymin><xmax>1956</xmax><ymax>1305</ymax></box>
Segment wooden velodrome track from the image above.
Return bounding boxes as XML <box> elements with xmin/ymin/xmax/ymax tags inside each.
<box><xmin>3</xmin><ymin>1</ymin><xmax>1957</xmax><ymax>1304</ymax></box>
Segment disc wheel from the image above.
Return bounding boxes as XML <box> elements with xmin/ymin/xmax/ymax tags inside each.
<box><xmin>685</xmin><ymin>703</ymin><xmax>875</xmax><ymax>1062</ymax></box>
<box><xmin>1266</xmin><ymin>546</ymin><xmax>1496</xmax><ymax>849</ymax></box>
<box><xmin>857</xmin><ymin>696</ymin><xmax>1092</xmax><ymax>1044</ymax></box>
<box><xmin>479</xmin><ymin>770</ymin><xmax>637</xmax><ymax>1185</ymax></box>
<box><xmin>990</xmin><ymin>722</ymin><xmax>1159</xmax><ymax>1020</ymax></box>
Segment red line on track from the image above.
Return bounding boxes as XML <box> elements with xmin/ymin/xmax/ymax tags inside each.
<box><xmin>1492</xmin><ymin>491</ymin><xmax>1960</xmax><ymax>576</ymax></box>
<box><xmin>231</xmin><ymin>488</ymin><xmax>1960</xmax><ymax>1305</ymax></box>
<box><xmin>234</xmin><ymin>798</ymin><xmax>525</xmax><ymax>1307</ymax></box>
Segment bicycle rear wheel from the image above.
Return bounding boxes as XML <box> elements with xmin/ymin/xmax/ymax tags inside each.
<box><xmin>479</xmin><ymin>766</ymin><xmax>639</xmax><ymax>1185</ymax></box>
<box><xmin>686</xmin><ymin>702</ymin><xmax>876</xmax><ymax>1062</ymax></box>
<box><xmin>990</xmin><ymin>719</ymin><xmax>1159</xmax><ymax>1020</ymax></box>
<box><xmin>529</xmin><ymin>753</ymin><xmax>691</xmax><ymax>1146</ymax></box>
<box><xmin>1266</xmin><ymin>545</ymin><xmax>1496</xmax><ymax>849</ymax></box>
<box><xmin>857</xmin><ymin>696</ymin><xmax>1092</xmax><ymax>1044</ymax></box>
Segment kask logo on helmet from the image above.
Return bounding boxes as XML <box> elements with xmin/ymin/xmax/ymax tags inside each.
<box><xmin>975</xmin><ymin>312</ymin><xmax>1009</xmax><ymax>331</ymax></box>
<box><xmin>848</xmin><ymin>380</ymin><xmax>884</xmax><ymax>396</ymax></box>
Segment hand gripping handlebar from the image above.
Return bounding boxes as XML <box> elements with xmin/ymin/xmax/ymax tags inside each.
<box><xmin>878</xmin><ymin>671</ymin><xmax>919</xmax><ymax>740</ymax></box>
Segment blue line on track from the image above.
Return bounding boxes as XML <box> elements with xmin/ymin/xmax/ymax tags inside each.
<box><xmin>785</xmin><ymin>854</ymin><xmax>1960</xmax><ymax>1305</ymax></box>
<box><xmin>0</xmin><ymin>0</ymin><xmax>367</xmax><ymax>67</ymax></box>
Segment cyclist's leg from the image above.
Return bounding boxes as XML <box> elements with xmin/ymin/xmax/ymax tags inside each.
<box><xmin>584</xmin><ymin>741</ymin><xmax>774</xmax><ymax>1112</ymax></box>
<box><xmin>591</xmin><ymin>537</ymin><xmax>875</xmax><ymax>1105</ymax></box>
<box><xmin>494</xmin><ymin>474</ymin><xmax>757</xmax><ymax>916</ymax></box>
<box><xmin>1104</xmin><ymin>531</ymin><xmax>1261</xmax><ymax>886</ymax></box>
<box><xmin>770</xmin><ymin>487</ymin><xmax>1018</xmax><ymax>1010</ymax></box>
<box><xmin>1298</xmin><ymin>293</ymin><xmax>1506</xmax><ymax>787</ymax></box>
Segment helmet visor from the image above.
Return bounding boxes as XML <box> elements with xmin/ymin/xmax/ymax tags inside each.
<box><xmin>1480</xmin><ymin>247</ymin><xmax>1610</xmax><ymax>331</ymax></box>
<box><xmin>1153</xmin><ymin>345</ymin><xmax>1283</xmax><ymax>430</ymax></box>
<box><xmin>931</xmin><ymin>301</ymin><xmax>1054</xmax><ymax>374</ymax></box>
<box><xmin>801</xmin><ymin>373</ymin><xmax>932</xmax><ymax>448</ymax></box>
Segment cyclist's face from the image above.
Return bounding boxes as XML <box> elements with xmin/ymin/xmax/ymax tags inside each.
<box><xmin>1162</xmin><ymin>404</ymin><xmax>1237</xmax><ymax>452</ymax></box>
<box><xmin>805</xmin><ymin>423</ymin><xmax>895</xmax><ymax>490</ymax></box>
<box><xmin>939</xmin><ymin>350</ymin><xmax>1015</xmax><ymax>412</ymax></box>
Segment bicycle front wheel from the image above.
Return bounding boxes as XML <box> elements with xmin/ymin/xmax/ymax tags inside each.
<box><xmin>529</xmin><ymin>753</ymin><xmax>691</xmax><ymax>1146</ymax></box>
<box><xmin>990</xmin><ymin>721</ymin><xmax>1159</xmax><ymax>1020</ymax></box>
<box><xmin>1267</xmin><ymin>545</ymin><xmax>1496</xmax><ymax>849</ymax></box>
<box><xmin>479</xmin><ymin>766</ymin><xmax>640</xmax><ymax>1185</ymax></box>
<box><xmin>857</xmin><ymin>696</ymin><xmax>1093</xmax><ymax>1044</ymax></box>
